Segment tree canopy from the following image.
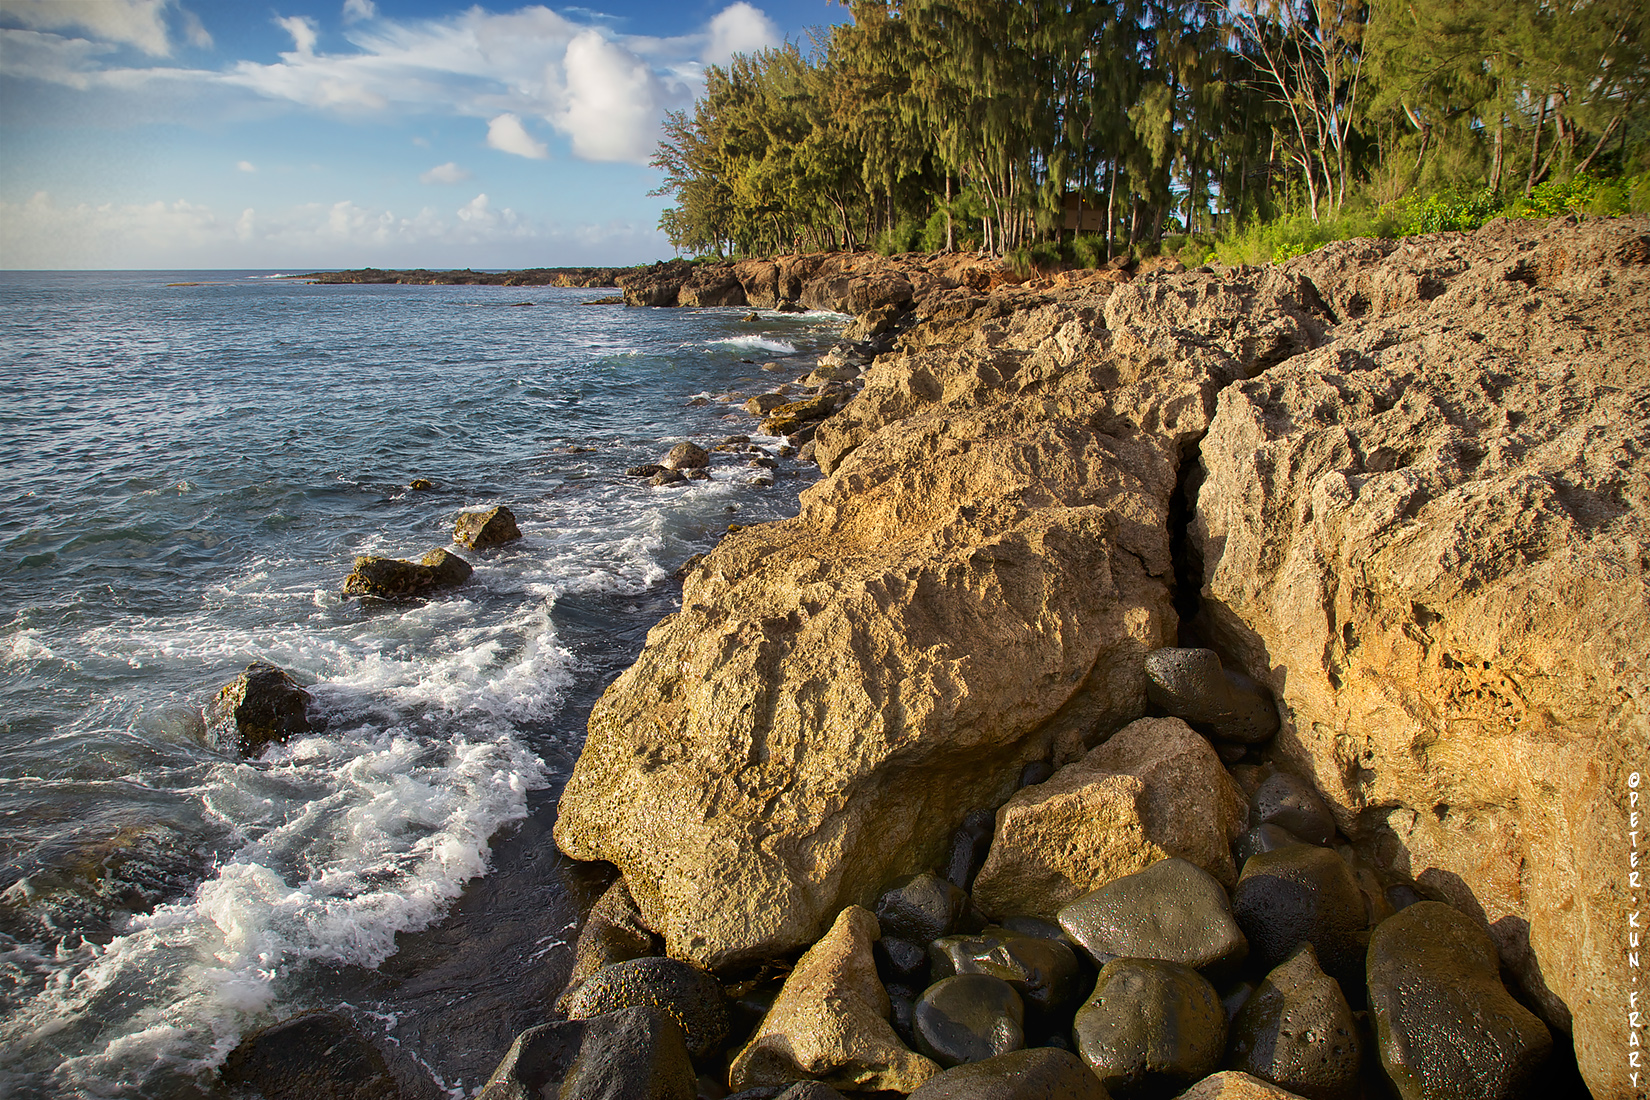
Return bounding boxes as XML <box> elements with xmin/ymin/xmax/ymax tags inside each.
<box><xmin>652</xmin><ymin>0</ymin><xmax>1648</xmax><ymax>258</ymax></box>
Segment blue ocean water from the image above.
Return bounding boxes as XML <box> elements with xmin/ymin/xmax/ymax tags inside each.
<box><xmin>0</xmin><ymin>271</ymin><xmax>842</xmax><ymax>1098</ymax></box>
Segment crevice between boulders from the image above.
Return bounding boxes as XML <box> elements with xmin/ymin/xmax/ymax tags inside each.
<box><xmin>1167</xmin><ymin>433</ymin><xmax>1207</xmax><ymax>648</ymax></box>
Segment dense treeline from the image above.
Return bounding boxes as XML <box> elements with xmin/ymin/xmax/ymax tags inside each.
<box><xmin>651</xmin><ymin>0</ymin><xmax>1648</xmax><ymax>260</ymax></box>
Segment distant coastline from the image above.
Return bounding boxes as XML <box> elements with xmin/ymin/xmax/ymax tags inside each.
<box><xmin>292</xmin><ymin>266</ymin><xmax>629</xmax><ymax>287</ymax></box>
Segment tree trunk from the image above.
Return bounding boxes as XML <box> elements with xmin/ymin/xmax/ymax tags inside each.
<box><xmin>1105</xmin><ymin>159</ymin><xmax>1118</xmax><ymax>260</ymax></box>
<box><xmin>1526</xmin><ymin>93</ymin><xmax>1548</xmax><ymax>195</ymax></box>
<box><xmin>945</xmin><ymin>173</ymin><xmax>954</xmax><ymax>252</ymax></box>
<box><xmin>1576</xmin><ymin>115</ymin><xmax>1623</xmax><ymax>175</ymax></box>
<box><xmin>1489</xmin><ymin>115</ymin><xmax>1505</xmax><ymax>193</ymax></box>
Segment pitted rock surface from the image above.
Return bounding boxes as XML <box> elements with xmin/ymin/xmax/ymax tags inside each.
<box><xmin>1193</xmin><ymin>217</ymin><xmax>1650</xmax><ymax>1096</ymax></box>
<box><xmin>971</xmin><ymin>717</ymin><xmax>1248</xmax><ymax>919</ymax></box>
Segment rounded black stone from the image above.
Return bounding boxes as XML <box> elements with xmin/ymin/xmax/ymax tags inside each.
<box><xmin>561</xmin><ymin>956</ymin><xmax>729</xmax><ymax>1058</ymax></box>
<box><xmin>876</xmin><ymin>872</ymin><xmax>974</xmax><ymax>945</ymax></box>
<box><xmin>912</xmin><ymin>973</ymin><xmax>1026</xmax><ymax>1068</ymax></box>
<box><xmin>1071</xmin><ymin>958</ymin><xmax>1226</xmax><ymax>1098</ymax></box>
<box><xmin>1251</xmin><ymin>772</ymin><xmax>1337</xmax><ymax>846</ymax></box>
<box><xmin>1057</xmin><ymin>857</ymin><xmax>1247</xmax><ymax>974</ymax></box>
<box><xmin>1366</xmin><ymin>902</ymin><xmax>1552</xmax><ymax>1100</ymax></box>
<box><xmin>1226</xmin><ymin>943</ymin><xmax>1362</xmax><ymax>1100</ymax></box>
<box><xmin>1231</xmin><ymin>844</ymin><xmax>1366</xmax><ymax>992</ymax></box>
<box><xmin>908</xmin><ymin>1046</ymin><xmax>1109</xmax><ymax>1099</ymax></box>
<box><xmin>928</xmin><ymin>926</ymin><xmax>1082</xmax><ymax>1028</ymax></box>
<box><xmin>1235</xmin><ymin>823</ymin><xmax>1306</xmax><ymax>867</ymax></box>
<box><xmin>1143</xmin><ymin>647</ymin><xmax>1279</xmax><ymax>743</ymax></box>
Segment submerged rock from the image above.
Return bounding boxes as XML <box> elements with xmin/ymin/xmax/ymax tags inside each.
<box><xmin>207</xmin><ymin>661</ymin><xmax>314</xmax><ymax>755</ymax></box>
<box><xmin>341</xmin><ymin>549</ymin><xmax>472</xmax><ymax>599</ymax></box>
<box><xmin>1366</xmin><ymin>901</ymin><xmax>1551</xmax><ymax>1100</ymax></box>
<box><xmin>220</xmin><ymin>1012</ymin><xmax>398</xmax><ymax>1100</ymax></box>
<box><xmin>453</xmin><ymin>505</ymin><xmax>521</xmax><ymax>550</ymax></box>
<box><xmin>663</xmin><ymin>442</ymin><xmax>710</xmax><ymax>470</ymax></box>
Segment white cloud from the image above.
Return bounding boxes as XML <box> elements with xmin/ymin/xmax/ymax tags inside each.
<box><xmin>558</xmin><ymin>29</ymin><xmax>675</xmax><ymax>164</ymax></box>
<box><xmin>419</xmin><ymin>161</ymin><xmax>471</xmax><ymax>184</ymax></box>
<box><xmin>276</xmin><ymin>15</ymin><xmax>318</xmax><ymax>58</ymax></box>
<box><xmin>486</xmin><ymin>113</ymin><xmax>548</xmax><ymax>160</ymax></box>
<box><xmin>703</xmin><ymin>2</ymin><xmax>779</xmax><ymax>67</ymax></box>
<box><xmin>342</xmin><ymin>0</ymin><xmax>376</xmax><ymax>22</ymax></box>
<box><xmin>4</xmin><ymin>3</ymin><xmax>775</xmax><ymax>164</ymax></box>
<box><xmin>0</xmin><ymin>0</ymin><xmax>199</xmax><ymax>57</ymax></box>
<box><xmin>0</xmin><ymin>190</ymin><xmax>667</xmax><ymax>268</ymax></box>
<box><xmin>236</xmin><ymin>160</ymin><xmax>256</xmax><ymax>173</ymax></box>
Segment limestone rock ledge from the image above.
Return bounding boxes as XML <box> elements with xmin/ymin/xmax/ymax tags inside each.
<box><xmin>555</xmin><ymin>216</ymin><xmax>1648</xmax><ymax>1100</ymax></box>
<box><xmin>555</xmin><ymin>258</ymin><xmax>1327</xmax><ymax>970</ymax></box>
<box><xmin>1193</xmin><ymin>216</ymin><xmax>1650</xmax><ymax>1099</ymax></box>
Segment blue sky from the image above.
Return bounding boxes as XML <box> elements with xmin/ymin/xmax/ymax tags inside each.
<box><xmin>0</xmin><ymin>0</ymin><xmax>845</xmax><ymax>268</ymax></box>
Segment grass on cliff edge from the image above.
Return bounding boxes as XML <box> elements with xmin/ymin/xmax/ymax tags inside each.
<box><xmin>1203</xmin><ymin>172</ymin><xmax>1650</xmax><ymax>267</ymax></box>
<box><xmin>999</xmin><ymin>172</ymin><xmax>1650</xmax><ymax>274</ymax></box>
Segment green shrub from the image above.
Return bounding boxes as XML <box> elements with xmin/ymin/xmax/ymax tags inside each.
<box><xmin>1070</xmin><ymin>234</ymin><xmax>1110</xmax><ymax>269</ymax></box>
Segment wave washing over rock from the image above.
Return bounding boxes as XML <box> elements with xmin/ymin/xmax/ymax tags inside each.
<box><xmin>532</xmin><ymin>217</ymin><xmax>1648</xmax><ymax>1100</ymax></box>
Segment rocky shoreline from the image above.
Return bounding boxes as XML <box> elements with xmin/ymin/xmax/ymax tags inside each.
<box><xmin>238</xmin><ymin>217</ymin><xmax>1646</xmax><ymax>1099</ymax></box>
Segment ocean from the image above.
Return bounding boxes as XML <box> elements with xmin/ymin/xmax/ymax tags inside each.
<box><xmin>0</xmin><ymin>270</ymin><xmax>844</xmax><ymax>1098</ymax></box>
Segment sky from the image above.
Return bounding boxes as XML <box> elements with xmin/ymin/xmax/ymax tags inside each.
<box><xmin>0</xmin><ymin>0</ymin><xmax>845</xmax><ymax>269</ymax></box>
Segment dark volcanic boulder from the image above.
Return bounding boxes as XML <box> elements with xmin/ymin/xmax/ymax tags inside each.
<box><xmin>1226</xmin><ymin>943</ymin><xmax>1361</xmax><ymax>1100</ymax></box>
<box><xmin>928</xmin><ymin>926</ymin><xmax>1081</xmax><ymax>1031</ymax></box>
<box><xmin>477</xmin><ymin>1005</ymin><xmax>695</xmax><ymax>1100</ymax></box>
<box><xmin>911</xmin><ymin>974</ymin><xmax>1026</xmax><ymax>1068</ymax></box>
<box><xmin>561</xmin><ymin>956</ymin><xmax>729</xmax><ymax>1059</ymax></box>
<box><xmin>453</xmin><ymin>505</ymin><xmax>521</xmax><ymax>550</ymax></box>
<box><xmin>1366</xmin><ymin>901</ymin><xmax>1551</xmax><ymax>1100</ymax></box>
<box><xmin>944</xmin><ymin>809</ymin><xmax>995</xmax><ymax>892</ymax></box>
<box><xmin>208</xmin><ymin>661</ymin><xmax>314</xmax><ymax>755</ymax></box>
<box><xmin>341</xmin><ymin>549</ymin><xmax>472</xmax><ymax>599</ymax></box>
<box><xmin>1072</xmin><ymin>957</ymin><xmax>1226</xmax><ymax>1097</ymax></box>
<box><xmin>1249</xmin><ymin>773</ymin><xmax>1336</xmax><ymax>847</ymax></box>
<box><xmin>556</xmin><ymin>877</ymin><xmax>663</xmax><ymax>1013</ymax></box>
<box><xmin>908</xmin><ymin>1047</ymin><xmax>1109</xmax><ymax>1099</ymax></box>
<box><xmin>1143</xmin><ymin>646</ymin><xmax>1279</xmax><ymax>744</ymax></box>
<box><xmin>1056</xmin><ymin>856</ymin><xmax>1247</xmax><ymax>973</ymax></box>
<box><xmin>1234</xmin><ymin>824</ymin><xmax>1304</xmax><ymax>867</ymax></box>
<box><xmin>220</xmin><ymin>1011</ymin><xmax>397</xmax><ymax>1100</ymax></box>
<box><xmin>1231</xmin><ymin>844</ymin><xmax>1366</xmax><ymax>991</ymax></box>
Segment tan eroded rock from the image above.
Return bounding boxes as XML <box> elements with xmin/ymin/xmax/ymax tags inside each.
<box><xmin>554</xmin><ymin>264</ymin><xmax>1330</xmax><ymax>968</ymax></box>
<box><xmin>971</xmin><ymin>717</ymin><xmax>1247</xmax><ymax>919</ymax></box>
<box><xmin>728</xmin><ymin>905</ymin><xmax>940</xmax><ymax>1092</ymax></box>
<box><xmin>1173</xmin><ymin>1071</ymin><xmax>1309</xmax><ymax>1099</ymax></box>
<box><xmin>1192</xmin><ymin>215</ymin><xmax>1650</xmax><ymax>1100</ymax></box>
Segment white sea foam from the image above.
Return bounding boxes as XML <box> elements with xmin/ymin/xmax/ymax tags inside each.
<box><xmin>5</xmin><ymin>629</ymin><xmax>56</xmax><ymax>663</ymax></box>
<box><xmin>707</xmin><ymin>335</ymin><xmax>797</xmax><ymax>355</ymax></box>
<box><xmin>0</xmin><ymin>728</ymin><xmax>544</xmax><ymax>1097</ymax></box>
